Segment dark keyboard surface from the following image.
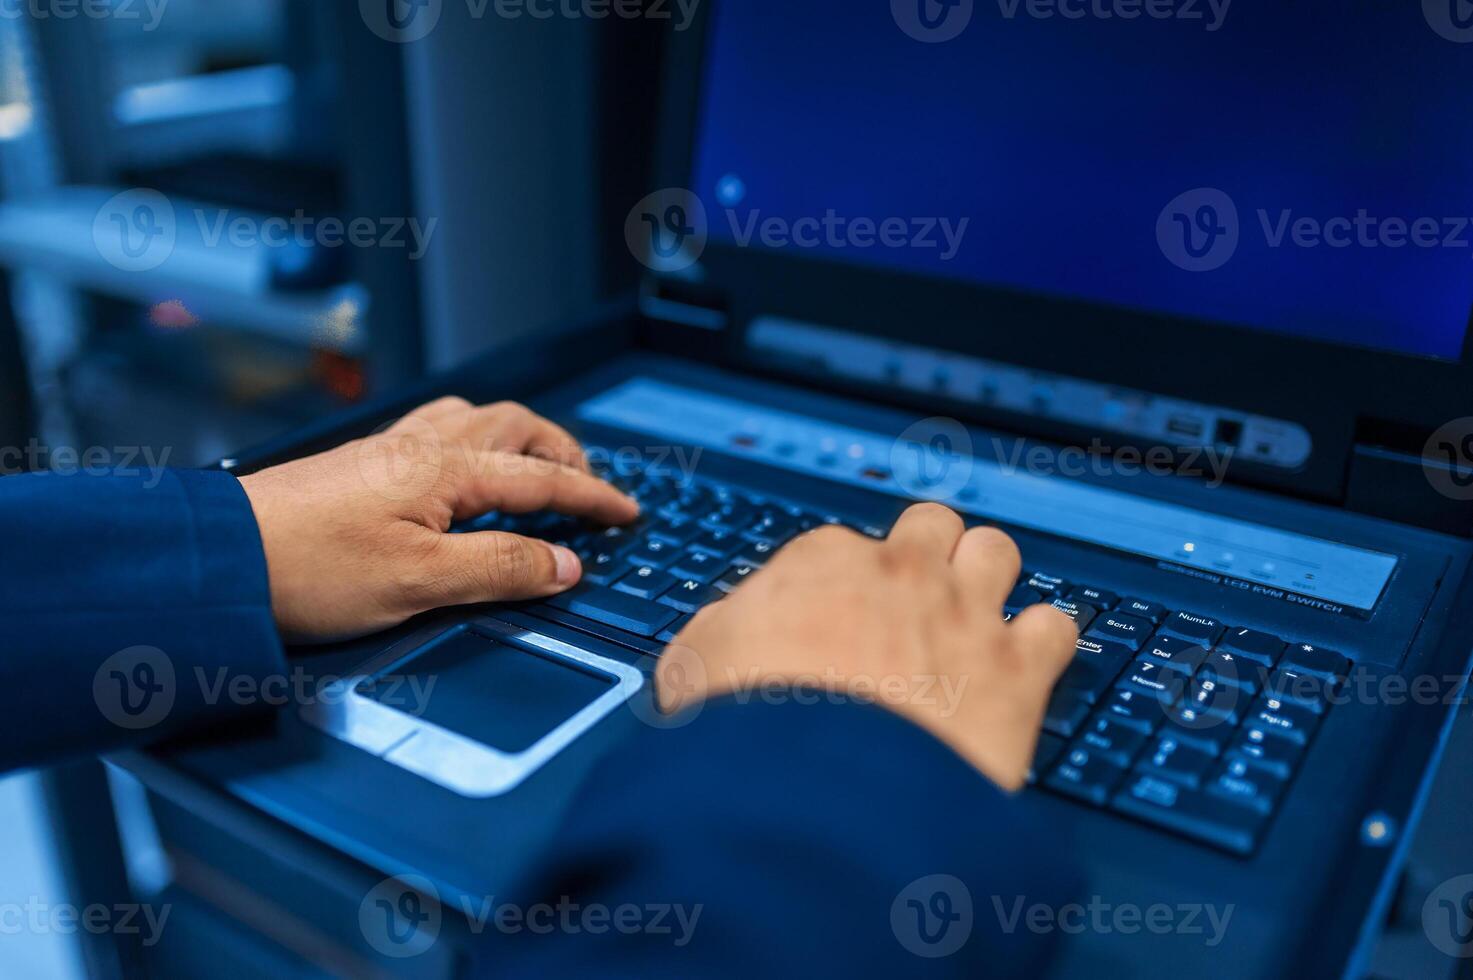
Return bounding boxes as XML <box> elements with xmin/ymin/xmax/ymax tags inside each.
<box><xmin>457</xmin><ymin>453</ymin><xmax>1350</xmax><ymax>857</ymax></box>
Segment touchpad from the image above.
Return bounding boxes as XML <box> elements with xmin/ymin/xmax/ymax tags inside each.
<box><xmin>358</xmin><ymin>628</ymin><xmax>617</xmax><ymax>753</ymax></box>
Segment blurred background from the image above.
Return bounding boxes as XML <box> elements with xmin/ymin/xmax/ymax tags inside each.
<box><xmin>0</xmin><ymin>1</ymin><xmax>662</xmax><ymax>975</ymax></box>
<box><xmin>0</xmin><ymin>0</ymin><xmax>660</xmax><ymax>470</ymax></box>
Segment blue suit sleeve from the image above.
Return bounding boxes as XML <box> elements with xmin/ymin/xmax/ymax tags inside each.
<box><xmin>488</xmin><ymin>699</ymin><xmax>1080</xmax><ymax>978</ymax></box>
<box><xmin>0</xmin><ymin>469</ymin><xmax>286</xmax><ymax>773</ymax></box>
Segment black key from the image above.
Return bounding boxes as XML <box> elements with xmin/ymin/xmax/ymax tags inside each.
<box><xmin>656</xmin><ymin>614</ymin><xmax>693</xmax><ymax>644</ymax></box>
<box><xmin>1227</xmin><ymin>730</ymin><xmax>1303</xmax><ymax>779</ymax></box>
<box><xmin>682</xmin><ymin>502</ymin><xmax>725</xmax><ymax>526</ymax></box>
<box><xmin>1029</xmin><ymin>733</ymin><xmax>1067</xmax><ymax>784</ymax></box>
<box><xmin>648</xmin><ymin>518</ymin><xmax>701</xmax><ymax>546</ymax></box>
<box><xmin>545</xmin><ymin>585</ymin><xmax>679</xmax><ymax>637</ymax></box>
<box><xmin>733</xmin><ymin>539</ymin><xmax>779</xmax><ymax>567</ymax></box>
<box><xmin>1005</xmin><ymin>585</ymin><xmax>1044</xmax><ymax>611</ymax></box>
<box><xmin>717</xmin><ymin>563</ymin><xmax>760</xmax><ymax>592</ymax></box>
<box><xmin>658</xmin><ymin>579</ymin><xmax>723</xmax><ymax>614</ymax></box>
<box><xmin>559</xmin><ymin>532</ymin><xmax>597</xmax><ymax>558</ymax></box>
<box><xmin>669</xmin><ymin>550</ymin><xmax>724</xmax><ymax>583</ymax></box>
<box><xmin>1195</xmin><ymin>650</ymin><xmax>1269</xmax><ymax>695</ymax></box>
<box><xmin>593</xmin><ymin>525</ymin><xmax>639</xmax><ymax>550</ymax></box>
<box><xmin>1045</xmin><ymin>746</ymin><xmax>1128</xmax><ymax>805</ymax></box>
<box><xmin>1118</xmin><ymin>659</ymin><xmax>1188</xmax><ymax>702</ymax></box>
<box><xmin>1111</xmin><ymin>776</ymin><xmax>1263</xmax><ymax>855</ymax></box>
<box><xmin>748</xmin><ymin>514</ymin><xmax>801</xmax><ymax>545</ymax></box>
<box><xmin>613</xmin><ymin>566</ymin><xmax>679</xmax><ymax>601</ymax></box>
<box><xmin>793</xmin><ymin>511</ymin><xmax>827</xmax><ymax>532</ymax></box>
<box><xmin>625</xmin><ymin>537</ymin><xmax>679</xmax><ymax>569</ymax></box>
<box><xmin>1085</xmin><ymin>614</ymin><xmax>1154</xmax><ymax>651</ymax></box>
<box><xmin>1076</xmin><ymin>716</ymin><xmax>1149</xmax><ymax>766</ymax></box>
<box><xmin>526</xmin><ymin>512</ymin><xmax>581</xmax><ymax>537</ymax></box>
<box><xmin>708</xmin><ymin>501</ymin><xmax>757</xmax><ymax>531</ymax></box>
<box><xmin>1025</xmin><ymin>572</ymin><xmax>1069</xmax><ymax>596</ymax></box>
<box><xmin>1263</xmin><ymin>668</ymin><xmax>1334</xmax><ymax>714</ymax></box>
<box><xmin>1099</xmin><ymin>686</ymin><xmax>1172</xmax><ymax>734</ymax></box>
<box><xmin>1160</xmin><ymin>611</ymin><xmax>1225</xmax><ymax>646</ymax></box>
<box><xmin>1246</xmin><ymin>696</ymin><xmax>1319</xmax><ymax>746</ymax></box>
<box><xmin>669</xmin><ymin>486</ymin><xmax>712</xmax><ymax>514</ymax></box>
<box><xmin>1207</xmin><ymin>759</ymin><xmax>1286</xmax><ymax>815</ymax></box>
<box><xmin>1074</xmin><ymin>636</ymin><xmax>1136</xmax><ymax>663</ymax></box>
<box><xmin>1140</xmin><ymin>636</ymin><xmax>1209</xmax><ymax>676</ymax></box>
<box><xmin>1171</xmin><ymin>675</ymin><xmax>1247</xmax><ymax>729</ymax></box>
<box><xmin>1280</xmin><ymin>643</ymin><xmax>1349</xmax><ymax>682</ymax></box>
<box><xmin>1068</xmin><ymin>585</ymin><xmax>1119</xmax><ymax>608</ymax></box>
<box><xmin>1156</xmin><ymin>720</ymin><xmax>1228</xmax><ymax>755</ymax></box>
<box><xmin>1057</xmin><ymin>652</ymin><xmax>1127</xmax><ymax>705</ymax></box>
<box><xmin>691</xmin><ymin>529</ymin><xmax>743</xmax><ymax>558</ymax></box>
<box><xmin>1048</xmin><ymin>598</ymin><xmax>1098</xmax><ymax>631</ymax></box>
<box><xmin>583</xmin><ymin>550</ymin><xmax>627</xmax><ymax>586</ymax></box>
<box><xmin>1137</xmin><ymin>732</ymin><xmax>1219</xmax><ymax>789</ymax></box>
<box><xmin>633</xmin><ymin>482</ymin><xmax>674</xmax><ymax>508</ymax></box>
<box><xmin>1043</xmin><ymin>694</ymin><xmax>1091</xmax><ymax>737</ymax></box>
<box><xmin>1217</xmin><ymin>627</ymin><xmax>1285</xmax><ymax>667</ymax></box>
<box><xmin>1116</xmin><ymin>597</ymin><xmax>1168</xmax><ymax>623</ymax></box>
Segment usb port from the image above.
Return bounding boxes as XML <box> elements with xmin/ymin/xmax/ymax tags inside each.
<box><xmin>1166</xmin><ymin>416</ymin><xmax>1205</xmax><ymax>440</ymax></box>
<box><xmin>1214</xmin><ymin>419</ymin><xmax>1243</xmax><ymax>447</ymax></box>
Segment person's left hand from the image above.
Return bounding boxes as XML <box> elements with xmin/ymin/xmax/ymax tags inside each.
<box><xmin>239</xmin><ymin>397</ymin><xmax>639</xmax><ymax>643</ymax></box>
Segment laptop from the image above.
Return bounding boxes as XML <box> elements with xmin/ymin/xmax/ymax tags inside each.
<box><xmin>208</xmin><ymin>1</ymin><xmax>1473</xmax><ymax>974</ymax></box>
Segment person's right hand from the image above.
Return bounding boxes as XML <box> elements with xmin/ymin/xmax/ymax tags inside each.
<box><xmin>657</xmin><ymin>504</ymin><xmax>1078</xmax><ymax>790</ymax></box>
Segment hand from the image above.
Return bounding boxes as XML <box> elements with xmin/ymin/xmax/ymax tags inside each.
<box><xmin>658</xmin><ymin>504</ymin><xmax>1078</xmax><ymax>789</ymax></box>
<box><xmin>239</xmin><ymin>397</ymin><xmax>638</xmax><ymax>643</ymax></box>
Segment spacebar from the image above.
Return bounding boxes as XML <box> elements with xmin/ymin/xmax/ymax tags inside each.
<box><xmin>544</xmin><ymin>586</ymin><xmax>679</xmax><ymax>637</ymax></box>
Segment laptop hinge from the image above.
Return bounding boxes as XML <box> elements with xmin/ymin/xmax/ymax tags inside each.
<box><xmin>1345</xmin><ymin>441</ymin><xmax>1472</xmax><ymax>536</ymax></box>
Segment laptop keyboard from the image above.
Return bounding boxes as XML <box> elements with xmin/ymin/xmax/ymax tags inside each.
<box><xmin>457</xmin><ymin>454</ymin><xmax>1349</xmax><ymax>856</ymax></box>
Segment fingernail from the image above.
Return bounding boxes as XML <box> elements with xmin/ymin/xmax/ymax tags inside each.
<box><xmin>552</xmin><ymin>545</ymin><xmax>581</xmax><ymax>586</ymax></box>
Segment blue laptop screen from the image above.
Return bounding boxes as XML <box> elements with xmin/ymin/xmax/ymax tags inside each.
<box><xmin>688</xmin><ymin>1</ymin><xmax>1473</xmax><ymax>360</ymax></box>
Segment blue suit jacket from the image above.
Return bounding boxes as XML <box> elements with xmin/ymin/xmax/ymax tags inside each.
<box><xmin>1</xmin><ymin>470</ymin><xmax>1074</xmax><ymax>976</ymax></box>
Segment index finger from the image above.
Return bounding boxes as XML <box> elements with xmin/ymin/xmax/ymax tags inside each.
<box><xmin>951</xmin><ymin>525</ymin><xmax>1023</xmax><ymax>612</ymax></box>
<box><xmin>465</xmin><ymin>402</ymin><xmax>592</xmax><ymax>473</ymax></box>
<box><xmin>457</xmin><ymin>450</ymin><xmax>639</xmax><ymax>526</ymax></box>
<box><xmin>886</xmin><ymin>503</ymin><xmax>966</xmax><ymax>556</ymax></box>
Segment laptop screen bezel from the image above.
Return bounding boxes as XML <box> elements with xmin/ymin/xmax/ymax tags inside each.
<box><xmin>642</xmin><ymin>2</ymin><xmax>1473</xmax><ymax>501</ymax></box>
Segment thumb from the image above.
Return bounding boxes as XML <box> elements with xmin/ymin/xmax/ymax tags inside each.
<box><xmin>433</xmin><ymin>531</ymin><xmax>582</xmax><ymax>604</ymax></box>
